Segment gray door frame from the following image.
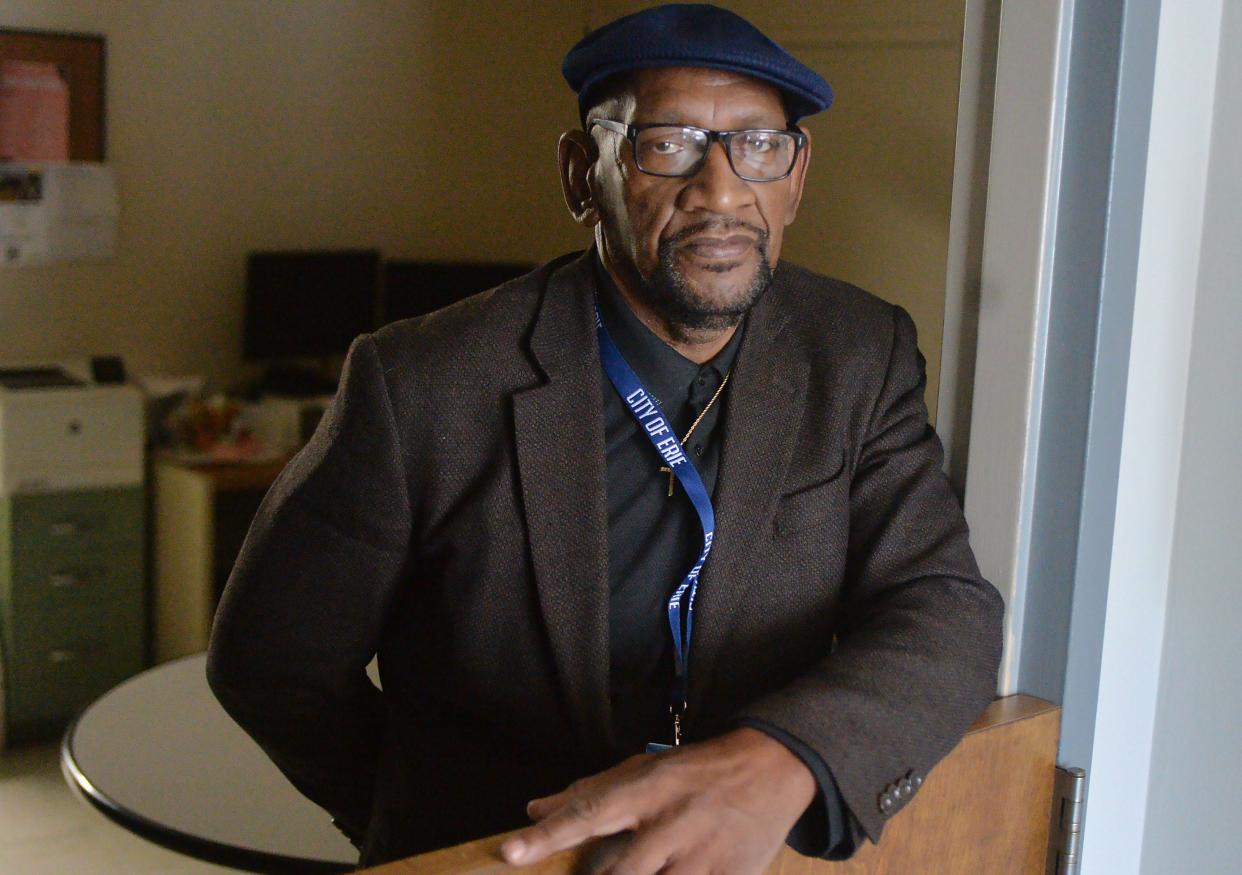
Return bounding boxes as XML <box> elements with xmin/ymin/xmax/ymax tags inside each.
<box><xmin>947</xmin><ymin>0</ymin><xmax>1230</xmax><ymax>871</ymax></box>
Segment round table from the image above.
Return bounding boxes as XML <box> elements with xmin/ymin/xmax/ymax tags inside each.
<box><xmin>60</xmin><ymin>653</ymin><xmax>357</xmax><ymax>874</ymax></box>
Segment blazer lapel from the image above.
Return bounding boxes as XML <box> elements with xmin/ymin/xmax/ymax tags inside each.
<box><xmin>687</xmin><ymin>274</ymin><xmax>810</xmax><ymax>719</ymax></box>
<box><xmin>511</xmin><ymin>252</ymin><xmax>614</xmax><ymax>758</ymax></box>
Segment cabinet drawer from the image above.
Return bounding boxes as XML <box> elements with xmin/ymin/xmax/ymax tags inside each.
<box><xmin>2</xmin><ymin>597</ymin><xmax>143</xmax><ymax>732</ymax></box>
<box><xmin>4</xmin><ymin>589</ymin><xmax>143</xmax><ymax>673</ymax></box>
<box><xmin>4</xmin><ymin>638</ymin><xmax>143</xmax><ymax>733</ymax></box>
<box><xmin>7</xmin><ymin>488</ymin><xmax>144</xmax><ymax>556</ymax></box>
<box><xmin>3</xmin><ymin>542</ymin><xmax>142</xmax><ymax>607</ymax></box>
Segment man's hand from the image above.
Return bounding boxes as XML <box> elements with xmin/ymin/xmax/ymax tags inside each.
<box><xmin>499</xmin><ymin>727</ymin><xmax>817</xmax><ymax>874</ymax></box>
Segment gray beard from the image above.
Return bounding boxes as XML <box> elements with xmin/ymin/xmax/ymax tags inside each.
<box><xmin>643</xmin><ymin>221</ymin><xmax>773</xmax><ymax>333</ymax></box>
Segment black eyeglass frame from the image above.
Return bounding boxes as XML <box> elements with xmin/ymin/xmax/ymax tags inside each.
<box><xmin>588</xmin><ymin>118</ymin><xmax>807</xmax><ymax>182</ymax></box>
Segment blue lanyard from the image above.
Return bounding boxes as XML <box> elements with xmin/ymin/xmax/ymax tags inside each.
<box><xmin>594</xmin><ymin>300</ymin><xmax>718</xmax><ymax>745</ymax></box>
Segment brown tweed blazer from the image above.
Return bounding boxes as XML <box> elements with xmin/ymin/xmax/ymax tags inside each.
<box><xmin>207</xmin><ymin>248</ymin><xmax>1004</xmax><ymax>867</ymax></box>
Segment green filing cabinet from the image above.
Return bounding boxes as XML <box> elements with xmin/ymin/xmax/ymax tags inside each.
<box><xmin>0</xmin><ymin>371</ymin><xmax>146</xmax><ymax>746</ymax></box>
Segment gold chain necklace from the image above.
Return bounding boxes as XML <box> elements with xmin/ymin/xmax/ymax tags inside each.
<box><xmin>658</xmin><ymin>371</ymin><xmax>731</xmax><ymax>497</ymax></box>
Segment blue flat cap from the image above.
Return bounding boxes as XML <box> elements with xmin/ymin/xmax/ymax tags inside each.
<box><xmin>562</xmin><ymin>3</ymin><xmax>833</xmax><ymax>123</ymax></box>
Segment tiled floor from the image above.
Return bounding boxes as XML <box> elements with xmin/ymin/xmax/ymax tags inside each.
<box><xmin>0</xmin><ymin>742</ymin><xmax>243</xmax><ymax>874</ymax></box>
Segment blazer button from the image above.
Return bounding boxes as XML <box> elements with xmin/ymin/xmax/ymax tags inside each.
<box><xmin>879</xmin><ymin>791</ymin><xmax>895</xmax><ymax>813</ymax></box>
<box><xmin>899</xmin><ymin>777</ymin><xmax>914</xmax><ymax>796</ymax></box>
<box><xmin>914</xmin><ymin>774</ymin><xmax>924</xmax><ymax>788</ymax></box>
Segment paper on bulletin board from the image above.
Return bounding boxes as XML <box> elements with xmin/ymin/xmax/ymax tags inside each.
<box><xmin>0</xmin><ymin>162</ymin><xmax>117</xmax><ymax>266</ymax></box>
<box><xmin>0</xmin><ymin>60</ymin><xmax>71</xmax><ymax>162</ymax></box>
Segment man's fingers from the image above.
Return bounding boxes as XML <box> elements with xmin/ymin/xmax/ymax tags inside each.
<box><xmin>603</xmin><ymin>809</ymin><xmax>770</xmax><ymax>875</ymax></box>
<box><xmin>526</xmin><ymin>774</ymin><xmax>607</xmax><ymax>821</ymax></box>
<box><xmin>526</xmin><ymin>789</ymin><xmax>570</xmax><ymax>820</ymax></box>
<box><xmin>502</xmin><ymin>794</ymin><xmax>638</xmax><ymax>866</ymax></box>
<box><xmin>596</xmin><ymin>821</ymin><xmax>678</xmax><ymax>875</ymax></box>
<box><xmin>509</xmin><ymin>735</ymin><xmax>796</xmax><ymax>872</ymax></box>
<box><xmin>526</xmin><ymin>756</ymin><xmax>655</xmax><ymax>822</ymax></box>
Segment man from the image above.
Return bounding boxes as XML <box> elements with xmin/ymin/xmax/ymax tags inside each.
<box><xmin>207</xmin><ymin>5</ymin><xmax>1004</xmax><ymax>872</ymax></box>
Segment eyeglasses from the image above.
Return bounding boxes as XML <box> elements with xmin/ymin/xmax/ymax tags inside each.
<box><xmin>588</xmin><ymin>119</ymin><xmax>806</xmax><ymax>182</ymax></box>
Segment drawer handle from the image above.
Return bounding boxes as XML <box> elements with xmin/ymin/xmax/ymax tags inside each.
<box><xmin>49</xmin><ymin>571</ymin><xmax>89</xmax><ymax>589</ymax></box>
<box><xmin>48</xmin><ymin>649</ymin><xmax>79</xmax><ymax>664</ymax></box>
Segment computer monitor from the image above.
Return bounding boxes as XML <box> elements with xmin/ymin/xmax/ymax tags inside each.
<box><xmin>243</xmin><ymin>250</ymin><xmax>380</xmax><ymax>360</ymax></box>
<box><xmin>381</xmin><ymin>260</ymin><xmax>533</xmax><ymax>324</ymax></box>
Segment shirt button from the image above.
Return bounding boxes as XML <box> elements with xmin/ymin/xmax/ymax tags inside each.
<box><xmin>694</xmin><ymin>444</ymin><xmax>703</xmax><ymax>456</ymax></box>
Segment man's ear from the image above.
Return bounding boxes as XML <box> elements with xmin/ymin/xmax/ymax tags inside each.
<box><xmin>783</xmin><ymin>125</ymin><xmax>812</xmax><ymax>227</ymax></box>
<box><xmin>558</xmin><ymin>130</ymin><xmax>600</xmax><ymax>227</ymax></box>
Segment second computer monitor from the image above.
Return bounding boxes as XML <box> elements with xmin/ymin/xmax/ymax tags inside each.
<box><xmin>381</xmin><ymin>260</ymin><xmax>533</xmax><ymax>324</ymax></box>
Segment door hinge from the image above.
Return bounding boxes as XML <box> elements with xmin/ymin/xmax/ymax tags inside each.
<box><xmin>1049</xmin><ymin>766</ymin><xmax>1087</xmax><ymax>875</ymax></box>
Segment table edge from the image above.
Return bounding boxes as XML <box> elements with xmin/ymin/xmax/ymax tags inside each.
<box><xmin>60</xmin><ymin>697</ymin><xmax>354</xmax><ymax>875</ymax></box>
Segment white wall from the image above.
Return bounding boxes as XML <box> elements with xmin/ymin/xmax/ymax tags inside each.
<box><xmin>0</xmin><ymin>1</ymin><xmax>584</xmax><ymax>391</ymax></box>
<box><xmin>1138</xmin><ymin>1</ymin><xmax>1242</xmax><ymax>870</ymax></box>
<box><xmin>962</xmin><ymin>0</ymin><xmax>1072</xmax><ymax>692</ymax></box>
<box><xmin>1076</xmin><ymin>0</ymin><xmax>1228</xmax><ymax>871</ymax></box>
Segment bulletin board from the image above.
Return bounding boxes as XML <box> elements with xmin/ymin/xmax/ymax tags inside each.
<box><xmin>0</xmin><ymin>28</ymin><xmax>105</xmax><ymax>162</ymax></box>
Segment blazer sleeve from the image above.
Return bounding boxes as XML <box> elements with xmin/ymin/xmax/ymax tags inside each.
<box><xmin>731</xmin><ymin>305</ymin><xmax>1005</xmax><ymax>848</ymax></box>
<box><xmin>207</xmin><ymin>333</ymin><xmax>413</xmax><ymax>843</ymax></box>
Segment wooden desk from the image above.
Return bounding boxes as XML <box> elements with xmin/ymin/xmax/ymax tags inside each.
<box><xmin>361</xmin><ymin>696</ymin><xmax>1062</xmax><ymax>875</ymax></box>
<box><xmin>151</xmin><ymin>455</ymin><xmax>289</xmax><ymax>663</ymax></box>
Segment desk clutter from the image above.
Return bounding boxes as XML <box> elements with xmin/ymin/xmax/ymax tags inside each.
<box><xmin>158</xmin><ymin>393</ymin><xmax>315</xmax><ymax>463</ymax></box>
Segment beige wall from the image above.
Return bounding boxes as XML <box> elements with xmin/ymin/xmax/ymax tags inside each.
<box><xmin>2</xmin><ymin>2</ymin><xmax>964</xmax><ymax>412</ymax></box>
<box><xmin>0</xmin><ymin>1</ymin><xmax>586</xmax><ymax>391</ymax></box>
<box><xmin>593</xmin><ymin>1</ymin><xmax>966</xmax><ymax>419</ymax></box>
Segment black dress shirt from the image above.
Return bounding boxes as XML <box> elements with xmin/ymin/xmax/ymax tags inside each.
<box><xmin>595</xmin><ymin>259</ymin><xmax>853</xmax><ymax>858</ymax></box>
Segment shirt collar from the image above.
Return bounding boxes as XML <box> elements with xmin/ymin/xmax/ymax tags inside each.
<box><xmin>593</xmin><ymin>253</ymin><xmax>745</xmax><ymax>411</ymax></box>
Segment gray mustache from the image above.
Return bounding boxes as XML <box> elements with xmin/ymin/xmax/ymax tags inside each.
<box><xmin>663</xmin><ymin>219</ymin><xmax>768</xmax><ymax>247</ymax></box>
